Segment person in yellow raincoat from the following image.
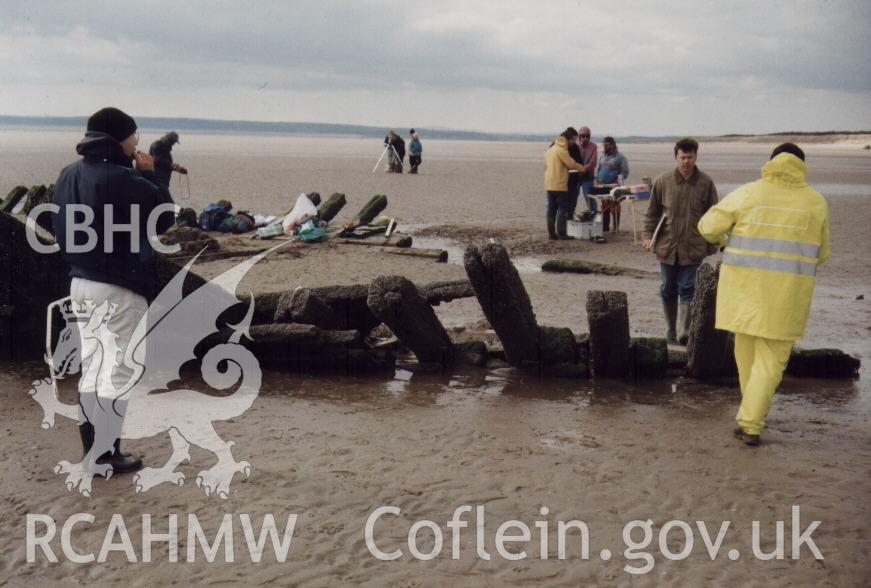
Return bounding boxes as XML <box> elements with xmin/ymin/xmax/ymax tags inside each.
<box><xmin>545</xmin><ymin>127</ymin><xmax>587</xmax><ymax>239</ymax></box>
<box><xmin>697</xmin><ymin>143</ymin><xmax>830</xmax><ymax>446</ymax></box>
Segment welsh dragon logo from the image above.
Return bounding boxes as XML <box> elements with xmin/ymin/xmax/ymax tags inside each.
<box><xmin>27</xmin><ymin>243</ymin><xmax>286</xmax><ymax>499</ymax></box>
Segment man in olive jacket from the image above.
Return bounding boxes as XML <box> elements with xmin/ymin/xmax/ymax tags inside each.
<box><xmin>643</xmin><ymin>138</ymin><xmax>719</xmax><ymax>343</ymax></box>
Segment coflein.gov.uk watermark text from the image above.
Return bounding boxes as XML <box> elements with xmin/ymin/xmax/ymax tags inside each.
<box><xmin>364</xmin><ymin>505</ymin><xmax>822</xmax><ymax>574</ymax></box>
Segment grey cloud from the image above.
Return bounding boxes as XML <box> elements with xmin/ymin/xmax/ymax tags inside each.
<box><xmin>0</xmin><ymin>0</ymin><xmax>869</xmax><ymax>133</ymax></box>
<box><xmin>4</xmin><ymin>0</ymin><xmax>868</xmax><ymax>95</ymax></box>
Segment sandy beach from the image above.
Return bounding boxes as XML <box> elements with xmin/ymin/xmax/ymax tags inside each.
<box><xmin>1</xmin><ymin>129</ymin><xmax>869</xmax><ymax>586</ymax></box>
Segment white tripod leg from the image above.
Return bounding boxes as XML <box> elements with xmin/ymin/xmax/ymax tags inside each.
<box><xmin>373</xmin><ymin>145</ymin><xmax>390</xmax><ymax>173</ymax></box>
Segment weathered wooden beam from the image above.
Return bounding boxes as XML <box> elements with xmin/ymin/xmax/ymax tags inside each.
<box><xmin>463</xmin><ymin>242</ymin><xmax>540</xmax><ymax>366</ymax></box>
<box><xmin>418</xmin><ymin>279</ymin><xmax>474</xmax><ymax>305</ymax></box>
<box><xmin>586</xmin><ymin>290</ymin><xmax>631</xmax><ymax>377</ymax></box>
<box><xmin>382</xmin><ymin>247</ymin><xmax>448</xmax><ymax>262</ymax></box>
<box><xmin>786</xmin><ymin>348</ymin><xmax>860</xmax><ymax>379</ymax></box>
<box><xmin>20</xmin><ymin>185</ymin><xmax>49</xmax><ymax>216</ymax></box>
<box><xmin>0</xmin><ymin>186</ymin><xmax>28</xmax><ymax>214</ymax></box>
<box><xmin>538</xmin><ymin>326</ymin><xmax>579</xmax><ymax>365</ymax></box>
<box><xmin>351</xmin><ymin>194</ymin><xmax>388</xmax><ymax>227</ymax></box>
<box><xmin>338</xmin><ymin>227</ymin><xmax>386</xmax><ymax>240</ymax></box>
<box><xmin>200</xmin><ymin>322</ymin><xmax>359</xmax><ymax>353</ymax></box>
<box><xmin>273</xmin><ymin>287</ymin><xmax>342</xmax><ymax>329</ymax></box>
<box><xmin>630</xmin><ymin>337</ymin><xmax>669</xmax><ymax>378</ymax></box>
<box><xmin>306</xmin><ymin>284</ymin><xmax>381</xmax><ymax>333</ymax></box>
<box><xmin>454</xmin><ymin>340</ymin><xmax>489</xmax><ymax>367</ymax></box>
<box><xmin>0</xmin><ymin>210</ymin><xmax>69</xmax><ymax>360</ymax></box>
<box><xmin>367</xmin><ymin>275</ymin><xmax>455</xmax><ymax>364</ymax></box>
<box><xmin>317</xmin><ymin>192</ymin><xmax>346</xmax><ymax>223</ymax></box>
<box><xmin>198</xmin><ymin>322</ymin><xmax>393</xmax><ymax>373</ymax></box>
<box><xmin>541</xmin><ymin>258</ymin><xmax>656</xmax><ymax>277</ymax></box>
<box><xmin>333</xmin><ymin>234</ymin><xmax>413</xmax><ymax>248</ymax></box>
<box><xmin>686</xmin><ymin>262</ymin><xmax>737</xmax><ymax>379</ymax></box>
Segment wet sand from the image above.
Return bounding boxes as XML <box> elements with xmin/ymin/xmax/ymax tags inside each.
<box><xmin>1</xmin><ymin>130</ymin><xmax>869</xmax><ymax>585</ymax></box>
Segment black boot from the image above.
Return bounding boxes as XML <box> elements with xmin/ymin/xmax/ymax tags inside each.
<box><xmin>80</xmin><ymin>421</ymin><xmax>114</xmax><ymax>461</ymax></box>
<box><xmin>80</xmin><ymin>422</ymin><xmax>142</xmax><ymax>474</ymax></box>
<box><xmin>734</xmin><ymin>427</ymin><xmax>760</xmax><ymax>446</ymax></box>
<box><xmin>97</xmin><ymin>439</ymin><xmax>143</xmax><ymax>474</ymax></box>
<box><xmin>79</xmin><ymin>422</ymin><xmax>95</xmax><ymax>456</ymax></box>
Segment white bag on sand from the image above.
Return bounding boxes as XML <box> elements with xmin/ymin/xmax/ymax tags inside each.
<box><xmin>282</xmin><ymin>193</ymin><xmax>318</xmax><ymax>235</ymax></box>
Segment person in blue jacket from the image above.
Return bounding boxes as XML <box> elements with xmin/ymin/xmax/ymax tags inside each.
<box><xmin>408</xmin><ymin>129</ymin><xmax>423</xmax><ymax>174</ymax></box>
<box><xmin>595</xmin><ymin>136</ymin><xmax>629</xmax><ymax>185</ymax></box>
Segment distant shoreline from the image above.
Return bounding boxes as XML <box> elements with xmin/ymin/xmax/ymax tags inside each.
<box><xmin>0</xmin><ymin>115</ymin><xmax>868</xmax><ymax>146</ymax></box>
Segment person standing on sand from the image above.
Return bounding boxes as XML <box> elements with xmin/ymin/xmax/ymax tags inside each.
<box><xmin>698</xmin><ymin>143</ymin><xmax>830</xmax><ymax>446</ymax></box>
<box><xmin>595</xmin><ymin>136</ymin><xmax>629</xmax><ymax>186</ymax></box>
<box><xmin>408</xmin><ymin>129</ymin><xmax>423</xmax><ymax>174</ymax></box>
<box><xmin>566</xmin><ymin>131</ymin><xmax>584</xmax><ymax>221</ymax></box>
<box><xmin>545</xmin><ymin>127</ymin><xmax>587</xmax><ymax>240</ymax></box>
<box><xmin>643</xmin><ymin>137</ymin><xmax>718</xmax><ymax>344</ymax></box>
<box><xmin>577</xmin><ymin>126</ymin><xmax>598</xmax><ymax>212</ymax></box>
<box><xmin>148</xmin><ymin>131</ymin><xmax>187</xmax><ymax>190</ymax></box>
<box><xmin>52</xmin><ymin>107</ymin><xmax>176</xmax><ymax>474</ymax></box>
<box><xmin>383</xmin><ymin>130</ymin><xmax>406</xmax><ymax>173</ymax></box>
<box><xmin>592</xmin><ymin>136</ymin><xmax>630</xmax><ymax>231</ymax></box>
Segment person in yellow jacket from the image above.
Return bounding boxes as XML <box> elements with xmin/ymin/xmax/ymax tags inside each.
<box><xmin>545</xmin><ymin>127</ymin><xmax>587</xmax><ymax>239</ymax></box>
<box><xmin>697</xmin><ymin>143</ymin><xmax>830</xmax><ymax>446</ymax></box>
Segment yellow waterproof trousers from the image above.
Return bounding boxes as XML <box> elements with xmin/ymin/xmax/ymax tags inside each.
<box><xmin>734</xmin><ymin>333</ymin><xmax>794</xmax><ymax>435</ymax></box>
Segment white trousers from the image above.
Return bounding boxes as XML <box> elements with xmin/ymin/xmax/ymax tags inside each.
<box><xmin>71</xmin><ymin>277</ymin><xmax>147</xmax><ymax>443</ymax></box>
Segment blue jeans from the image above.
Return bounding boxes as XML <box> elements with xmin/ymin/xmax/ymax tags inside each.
<box><xmin>546</xmin><ymin>191</ymin><xmax>570</xmax><ymax>220</ymax></box>
<box><xmin>660</xmin><ymin>263</ymin><xmax>698</xmax><ymax>304</ymax></box>
<box><xmin>581</xmin><ymin>180</ymin><xmax>595</xmax><ymax>212</ymax></box>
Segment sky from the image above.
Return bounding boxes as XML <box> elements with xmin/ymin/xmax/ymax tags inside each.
<box><xmin>1</xmin><ymin>0</ymin><xmax>870</xmax><ymax>136</ymax></box>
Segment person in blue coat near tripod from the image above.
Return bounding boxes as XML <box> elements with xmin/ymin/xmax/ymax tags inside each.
<box><xmin>409</xmin><ymin>129</ymin><xmax>423</xmax><ymax>174</ymax></box>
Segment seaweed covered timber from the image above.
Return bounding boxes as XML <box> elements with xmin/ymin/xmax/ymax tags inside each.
<box><xmin>0</xmin><ymin>209</ymin><xmax>860</xmax><ymax>380</ymax></box>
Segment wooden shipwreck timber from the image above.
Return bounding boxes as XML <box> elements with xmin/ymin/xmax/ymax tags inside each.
<box><xmin>0</xmin><ymin>208</ymin><xmax>861</xmax><ymax>381</ymax></box>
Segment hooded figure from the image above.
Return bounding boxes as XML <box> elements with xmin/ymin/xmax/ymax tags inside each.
<box><xmin>698</xmin><ymin>143</ymin><xmax>830</xmax><ymax>446</ymax></box>
<box><xmin>149</xmin><ymin>131</ymin><xmax>187</xmax><ymax>189</ymax></box>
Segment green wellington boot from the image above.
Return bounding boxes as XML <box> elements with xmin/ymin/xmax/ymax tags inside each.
<box><xmin>678</xmin><ymin>302</ymin><xmax>691</xmax><ymax>345</ymax></box>
<box><xmin>662</xmin><ymin>298</ymin><xmax>678</xmax><ymax>343</ymax></box>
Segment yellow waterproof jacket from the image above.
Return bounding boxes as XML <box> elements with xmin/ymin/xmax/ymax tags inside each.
<box><xmin>698</xmin><ymin>153</ymin><xmax>830</xmax><ymax>341</ymax></box>
<box><xmin>545</xmin><ymin>136</ymin><xmax>585</xmax><ymax>191</ymax></box>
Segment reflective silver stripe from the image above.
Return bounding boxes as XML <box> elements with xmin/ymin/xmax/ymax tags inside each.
<box><xmin>727</xmin><ymin>235</ymin><xmax>819</xmax><ymax>258</ymax></box>
<box><xmin>723</xmin><ymin>251</ymin><xmax>817</xmax><ymax>276</ymax></box>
